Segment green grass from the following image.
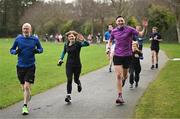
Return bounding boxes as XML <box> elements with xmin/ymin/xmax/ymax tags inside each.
<box><xmin>0</xmin><ymin>39</ymin><xmax>108</xmax><ymax>108</ymax></box>
<box><xmin>134</xmin><ymin>43</ymin><xmax>180</xmax><ymax>118</ymax></box>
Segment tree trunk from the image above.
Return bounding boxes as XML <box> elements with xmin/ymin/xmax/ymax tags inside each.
<box><xmin>101</xmin><ymin>17</ymin><xmax>104</xmax><ymax>43</ymax></box>
<box><xmin>176</xmin><ymin>21</ymin><xmax>180</xmax><ymax>43</ymax></box>
<box><xmin>91</xmin><ymin>18</ymin><xmax>94</xmax><ymax>42</ymax></box>
<box><xmin>2</xmin><ymin>0</ymin><xmax>8</xmax><ymax>36</ymax></box>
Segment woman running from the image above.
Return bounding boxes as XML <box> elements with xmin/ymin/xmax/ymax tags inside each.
<box><xmin>58</xmin><ymin>31</ymin><xmax>89</xmax><ymax>103</ymax></box>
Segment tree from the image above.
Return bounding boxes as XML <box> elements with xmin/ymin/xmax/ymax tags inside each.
<box><xmin>167</xmin><ymin>0</ymin><xmax>180</xmax><ymax>43</ymax></box>
<box><xmin>127</xmin><ymin>16</ymin><xmax>139</xmax><ymax>28</ymax></box>
<box><xmin>110</xmin><ymin>0</ymin><xmax>132</xmax><ymax>19</ymax></box>
<box><xmin>0</xmin><ymin>0</ymin><xmax>38</xmax><ymax>37</ymax></box>
<box><xmin>148</xmin><ymin>0</ymin><xmax>180</xmax><ymax>42</ymax></box>
<box><xmin>146</xmin><ymin>4</ymin><xmax>176</xmax><ymax>41</ymax></box>
<box><xmin>75</xmin><ymin>0</ymin><xmax>97</xmax><ymax>36</ymax></box>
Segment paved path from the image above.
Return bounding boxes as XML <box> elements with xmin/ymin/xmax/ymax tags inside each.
<box><xmin>0</xmin><ymin>48</ymin><xmax>168</xmax><ymax>119</ymax></box>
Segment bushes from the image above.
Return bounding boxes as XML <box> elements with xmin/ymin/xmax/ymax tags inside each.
<box><xmin>146</xmin><ymin>4</ymin><xmax>177</xmax><ymax>42</ymax></box>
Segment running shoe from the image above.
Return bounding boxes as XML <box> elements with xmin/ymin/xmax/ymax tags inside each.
<box><xmin>130</xmin><ymin>84</ymin><xmax>133</xmax><ymax>88</ymax></box>
<box><xmin>151</xmin><ymin>65</ymin><xmax>154</xmax><ymax>70</ymax></box>
<box><xmin>109</xmin><ymin>67</ymin><xmax>112</xmax><ymax>72</ymax></box>
<box><xmin>156</xmin><ymin>63</ymin><xmax>158</xmax><ymax>69</ymax></box>
<box><xmin>65</xmin><ymin>95</ymin><xmax>71</xmax><ymax>103</ymax></box>
<box><xmin>77</xmin><ymin>84</ymin><xmax>82</xmax><ymax>92</ymax></box>
<box><xmin>22</xmin><ymin>106</ymin><xmax>29</xmax><ymax>115</ymax></box>
<box><xmin>116</xmin><ymin>95</ymin><xmax>125</xmax><ymax>104</ymax></box>
<box><xmin>135</xmin><ymin>82</ymin><xmax>138</xmax><ymax>87</ymax></box>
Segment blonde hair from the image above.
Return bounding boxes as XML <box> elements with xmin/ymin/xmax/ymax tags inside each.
<box><xmin>65</xmin><ymin>30</ymin><xmax>78</xmax><ymax>37</ymax></box>
<box><xmin>132</xmin><ymin>41</ymin><xmax>139</xmax><ymax>51</ymax></box>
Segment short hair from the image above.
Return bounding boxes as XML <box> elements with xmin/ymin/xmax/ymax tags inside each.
<box><xmin>22</xmin><ymin>23</ymin><xmax>31</xmax><ymax>28</ymax></box>
<box><xmin>107</xmin><ymin>24</ymin><xmax>113</xmax><ymax>28</ymax></box>
<box><xmin>116</xmin><ymin>16</ymin><xmax>124</xmax><ymax>20</ymax></box>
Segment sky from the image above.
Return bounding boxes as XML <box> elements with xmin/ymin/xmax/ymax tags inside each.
<box><xmin>44</xmin><ymin>0</ymin><xmax>75</xmax><ymax>3</ymax></box>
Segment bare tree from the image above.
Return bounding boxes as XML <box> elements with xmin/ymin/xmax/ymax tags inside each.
<box><xmin>75</xmin><ymin>0</ymin><xmax>97</xmax><ymax>35</ymax></box>
<box><xmin>110</xmin><ymin>0</ymin><xmax>132</xmax><ymax>18</ymax></box>
<box><xmin>168</xmin><ymin>0</ymin><xmax>180</xmax><ymax>43</ymax></box>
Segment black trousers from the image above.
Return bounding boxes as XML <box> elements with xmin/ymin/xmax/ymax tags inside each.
<box><xmin>129</xmin><ymin>63</ymin><xmax>141</xmax><ymax>84</ymax></box>
<box><xmin>66</xmin><ymin>64</ymin><xmax>81</xmax><ymax>94</ymax></box>
<box><xmin>139</xmin><ymin>45</ymin><xmax>143</xmax><ymax>51</ymax></box>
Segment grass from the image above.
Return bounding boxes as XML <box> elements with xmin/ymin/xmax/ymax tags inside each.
<box><xmin>134</xmin><ymin>43</ymin><xmax>180</xmax><ymax>118</ymax></box>
<box><xmin>0</xmin><ymin>39</ymin><xmax>108</xmax><ymax>109</ymax></box>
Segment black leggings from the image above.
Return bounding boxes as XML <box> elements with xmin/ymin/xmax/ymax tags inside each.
<box><xmin>66</xmin><ymin>64</ymin><xmax>81</xmax><ymax>94</ymax></box>
<box><xmin>129</xmin><ymin>64</ymin><xmax>141</xmax><ymax>84</ymax></box>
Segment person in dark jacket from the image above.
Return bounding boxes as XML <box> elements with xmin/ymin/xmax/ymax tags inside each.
<box><xmin>58</xmin><ymin>31</ymin><xmax>89</xmax><ymax>103</ymax></box>
<box><xmin>129</xmin><ymin>41</ymin><xmax>142</xmax><ymax>88</ymax></box>
<box><xmin>149</xmin><ymin>27</ymin><xmax>162</xmax><ymax>69</ymax></box>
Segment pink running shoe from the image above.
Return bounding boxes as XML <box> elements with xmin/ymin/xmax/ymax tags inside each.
<box><xmin>116</xmin><ymin>95</ymin><xmax>125</xmax><ymax>104</ymax></box>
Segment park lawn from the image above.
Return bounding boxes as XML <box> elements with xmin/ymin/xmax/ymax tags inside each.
<box><xmin>134</xmin><ymin>43</ymin><xmax>180</xmax><ymax>118</ymax></box>
<box><xmin>0</xmin><ymin>39</ymin><xmax>108</xmax><ymax>109</ymax></box>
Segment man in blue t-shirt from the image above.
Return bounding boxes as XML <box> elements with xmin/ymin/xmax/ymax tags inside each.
<box><xmin>103</xmin><ymin>24</ymin><xmax>114</xmax><ymax>72</ymax></box>
<box><xmin>10</xmin><ymin>23</ymin><xmax>43</xmax><ymax>115</ymax></box>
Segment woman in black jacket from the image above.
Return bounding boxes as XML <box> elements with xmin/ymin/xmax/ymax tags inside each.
<box><xmin>58</xmin><ymin>31</ymin><xmax>89</xmax><ymax>103</ymax></box>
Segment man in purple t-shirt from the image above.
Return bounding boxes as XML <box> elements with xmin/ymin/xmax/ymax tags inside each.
<box><xmin>107</xmin><ymin>16</ymin><xmax>138</xmax><ymax>104</ymax></box>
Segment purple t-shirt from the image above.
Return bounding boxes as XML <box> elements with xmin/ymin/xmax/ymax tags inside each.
<box><xmin>110</xmin><ymin>26</ymin><xmax>138</xmax><ymax>56</ymax></box>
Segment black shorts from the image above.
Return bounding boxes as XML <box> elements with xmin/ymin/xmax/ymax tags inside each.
<box><xmin>113</xmin><ymin>55</ymin><xmax>132</xmax><ymax>69</ymax></box>
<box><xmin>151</xmin><ymin>47</ymin><xmax>159</xmax><ymax>53</ymax></box>
<box><xmin>16</xmin><ymin>65</ymin><xmax>36</xmax><ymax>84</ymax></box>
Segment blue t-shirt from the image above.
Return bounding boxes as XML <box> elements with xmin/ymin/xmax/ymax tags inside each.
<box><xmin>104</xmin><ymin>31</ymin><xmax>111</xmax><ymax>41</ymax></box>
<box><xmin>10</xmin><ymin>34</ymin><xmax>43</xmax><ymax>68</ymax></box>
<box><xmin>104</xmin><ymin>31</ymin><xmax>115</xmax><ymax>44</ymax></box>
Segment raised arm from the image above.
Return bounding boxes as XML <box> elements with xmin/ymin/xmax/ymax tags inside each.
<box><xmin>138</xmin><ymin>27</ymin><xmax>145</xmax><ymax>37</ymax></box>
<box><xmin>139</xmin><ymin>18</ymin><xmax>148</xmax><ymax>37</ymax></box>
<box><xmin>77</xmin><ymin>34</ymin><xmax>89</xmax><ymax>47</ymax></box>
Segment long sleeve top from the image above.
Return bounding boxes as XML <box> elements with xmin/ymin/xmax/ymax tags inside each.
<box><xmin>10</xmin><ymin>34</ymin><xmax>43</xmax><ymax>68</ymax></box>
